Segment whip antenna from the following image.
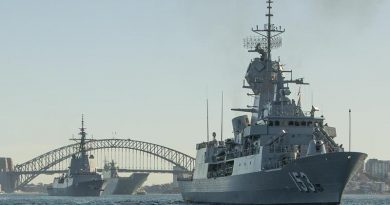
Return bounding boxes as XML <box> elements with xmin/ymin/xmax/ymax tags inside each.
<box><xmin>349</xmin><ymin>109</ymin><xmax>351</xmax><ymax>152</ymax></box>
<box><xmin>220</xmin><ymin>92</ymin><xmax>224</xmax><ymax>142</ymax></box>
<box><xmin>207</xmin><ymin>99</ymin><xmax>210</xmax><ymax>142</ymax></box>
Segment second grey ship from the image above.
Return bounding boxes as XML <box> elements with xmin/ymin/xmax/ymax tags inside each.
<box><xmin>178</xmin><ymin>1</ymin><xmax>367</xmax><ymax>205</ymax></box>
<box><xmin>101</xmin><ymin>160</ymin><xmax>149</xmax><ymax>195</ymax></box>
<box><xmin>47</xmin><ymin>116</ymin><xmax>104</xmax><ymax>196</ymax></box>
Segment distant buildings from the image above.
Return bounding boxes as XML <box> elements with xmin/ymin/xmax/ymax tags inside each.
<box><xmin>365</xmin><ymin>159</ymin><xmax>390</xmax><ymax>179</ymax></box>
<box><xmin>344</xmin><ymin>158</ymin><xmax>390</xmax><ymax>194</ymax></box>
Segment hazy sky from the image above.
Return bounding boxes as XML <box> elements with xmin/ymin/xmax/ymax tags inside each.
<box><xmin>0</xmin><ymin>0</ymin><xmax>388</xmax><ymax>185</ymax></box>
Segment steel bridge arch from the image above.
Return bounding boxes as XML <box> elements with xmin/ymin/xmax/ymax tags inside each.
<box><xmin>13</xmin><ymin>139</ymin><xmax>195</xmax><ymax>189</ymax></box>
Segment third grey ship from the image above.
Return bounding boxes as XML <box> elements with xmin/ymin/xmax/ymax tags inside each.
<box><xmin>178</xmin><ymin>1</ymin><xmax>367</xmax><ymax>204</ymax></box>
<box><xmin>47</xmin><ymin>116</ymin><xmax>104</xmax><ymax>196</ymax></box>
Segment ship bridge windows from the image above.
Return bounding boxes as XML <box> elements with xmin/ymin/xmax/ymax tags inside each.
<box><xmin>282</xmin><ymin>120</ymin><xmax>315</xmax><ymax>127</ymax></box>
<box><xmin>268</xmin><ymin>120</ymin><xmax>280</xmax><ymax>126</ymax></box>
<box><xmin>196</xmin><ymin>142</ymin><xmax>207</xmax><ymax>150</ymax></box>
<box><xmin>268</xmin><ymin>120</ymin><xmax>317</xmax><ymax>127</ymax></box>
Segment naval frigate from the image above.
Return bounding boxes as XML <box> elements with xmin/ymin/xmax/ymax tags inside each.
<box><xmin>47</xmin><ymin>116</ymin><xmax>104</xmax><ymax>196</ymax></box>
<box><xmin>177</xmin><ymin>1</ymin><xmax>367</xmax><ymax>204</ymax></box>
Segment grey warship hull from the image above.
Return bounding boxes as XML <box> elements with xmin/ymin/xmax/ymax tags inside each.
<box><xmin>179</xmin><ymin>152</ymin><xmax>366</xmax><ymax>205</ymax></box>
<box><xmin>47</xmin><ymin>117</ymin><xmax>104</xmax><ymax>197</ymax></box>
<box><xmin>47</xmin><ymin>179</ymin><xmax>104</xmax><ymax>197</ymax></box>
<box><xmin>102</xmin><ymin>173</ymin><xmax>149</xmax><ymax>195</ymax></box>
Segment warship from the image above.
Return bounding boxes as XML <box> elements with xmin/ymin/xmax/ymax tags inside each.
<box><xmin>178</xmin><ymin>1</ymin><xmax>367</xmax><ymax>204</ymax></box>
<box><xmin>47</xmin><ymin>116</ymin><xmax>104</xmax><ymax>196</ymax></box>
<box><xmin>101</xmin><ymin>160</ymin><xmax>149</xmax><ymax>195</ymax></box>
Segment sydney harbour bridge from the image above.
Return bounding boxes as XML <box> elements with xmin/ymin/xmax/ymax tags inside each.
<box><xmin>0</xmin><ymin>138</ymin><xmax>195</xmax><ymax>193</ymax></box>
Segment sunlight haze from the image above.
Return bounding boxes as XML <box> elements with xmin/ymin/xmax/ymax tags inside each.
<box><xmin>0</xmin><ymin>0</ymin><xmax>388</xmax><ymax>185</ymax></box>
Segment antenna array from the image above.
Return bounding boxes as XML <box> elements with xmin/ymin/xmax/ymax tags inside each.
<box><xmin>243</xmin><ymin>36</ymin><xmax>282</xmax><ymax>51</ymax></box>
<box><xmin>243</xmin><ymin>0</ymin><xmax>285</xmax><ymax>58</ymax></box>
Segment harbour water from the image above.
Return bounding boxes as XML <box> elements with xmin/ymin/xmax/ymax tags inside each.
<box><xmin>0</xmin><ymin>194</ymin><xmax>389</xmax><ymax>205</ymax></box>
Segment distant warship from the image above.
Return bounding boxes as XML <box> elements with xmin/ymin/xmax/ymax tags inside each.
<box><xmin>178</xmin><ymin>1</ymin><xmax>367</xmax><ymax>204</ymax></box>
<box><xmin>101</xmin><ymin>160</ymin><xmax>149</xmax><ymax>195</ymax></box>
<box><xmin>47</xmin><ymin>116</ymin><xmax>104</xmax><ymax>196</ymax></box>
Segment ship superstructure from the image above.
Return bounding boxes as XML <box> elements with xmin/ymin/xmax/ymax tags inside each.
<box><xmin>178</xmin><ymin>1</ymin><xmax>367</xmax><ymax>204</ymax></box>
<box><xmin>47</xmin><ymin>116</ymin><xmax>104</xmax><ymax>196</ymax></box>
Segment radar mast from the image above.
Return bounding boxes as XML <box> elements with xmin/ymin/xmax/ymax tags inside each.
<box><xmin>238</xmin><ymin>0</ymin><xmax>309</xmax><ymax>121</ymax></box>
<box><xmin>79</xmin><ymin>114</ymin><xmax>87</xmax><ymax>156</ymax></box>
<box><xmin>243</xmin><ymin>0</ymin><xmax>285</xmax><ymax>64</ymax></box>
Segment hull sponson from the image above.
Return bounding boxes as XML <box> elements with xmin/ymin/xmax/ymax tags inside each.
<box><xmin>101</xmin><ymin>178</ymin><xmax>119</xmax><ymax>195</ymax></box>
<box><xmin>47</xmin><ymin>180</ymin><xmax>104</xmax><ymax>196</ymax></box>
<box><xmin>179</xmin><ymin>152</ymin><xmax>366</xmax><ymax>205</ymax></box>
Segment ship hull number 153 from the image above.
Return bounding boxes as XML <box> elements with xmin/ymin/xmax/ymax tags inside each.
<box><xmin>289</xmin><ymin>172</ymin><xmax>323</xmax><ymax>193</ymax></box>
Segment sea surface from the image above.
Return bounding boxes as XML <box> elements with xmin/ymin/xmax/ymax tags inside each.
<box><xmin>0</xmin><ymin>193</ymin><xmax>389</xmax><ymax>205</ymax></box>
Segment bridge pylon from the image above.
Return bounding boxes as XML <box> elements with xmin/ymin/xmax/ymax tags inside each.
<box><xmin>0</xmin><ymin>157</ymin><xmax>16</xmax><ymax>193</ymax></box>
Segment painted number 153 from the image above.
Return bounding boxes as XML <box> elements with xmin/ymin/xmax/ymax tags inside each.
<box><xmin>289</xmin><ymin>172</ymin><xmax>322</xmax><ymax>192</ymax></box>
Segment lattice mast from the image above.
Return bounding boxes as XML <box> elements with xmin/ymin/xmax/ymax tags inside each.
<box><xmin>238</xmin><ymin>1</ymin><xmax>310</xmax><ymax>120</ymax></box>
<box><xmin>79</xmin><ymin>114</ymin><xmax>87</xmax><ymax>156</ymax></box>
<box><xmin>266</xmin><ymin>0</ymin><xmax>273</xmax><ymax>61</ymax></box>
<box><xmin>250</xmin><ymin>0</ymin><xmax>285</xmax><ymax>63</ymax></box>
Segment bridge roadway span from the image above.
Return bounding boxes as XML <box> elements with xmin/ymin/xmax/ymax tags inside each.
<box><xmin>0</xmin><ymin>138</ymin><xmax>195</xmax><ymax>192</ymax></box>
<box><xmin>15</xmin><ymin>169</ymin><xmax>192</xmax><ymax>175</ymax></box>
